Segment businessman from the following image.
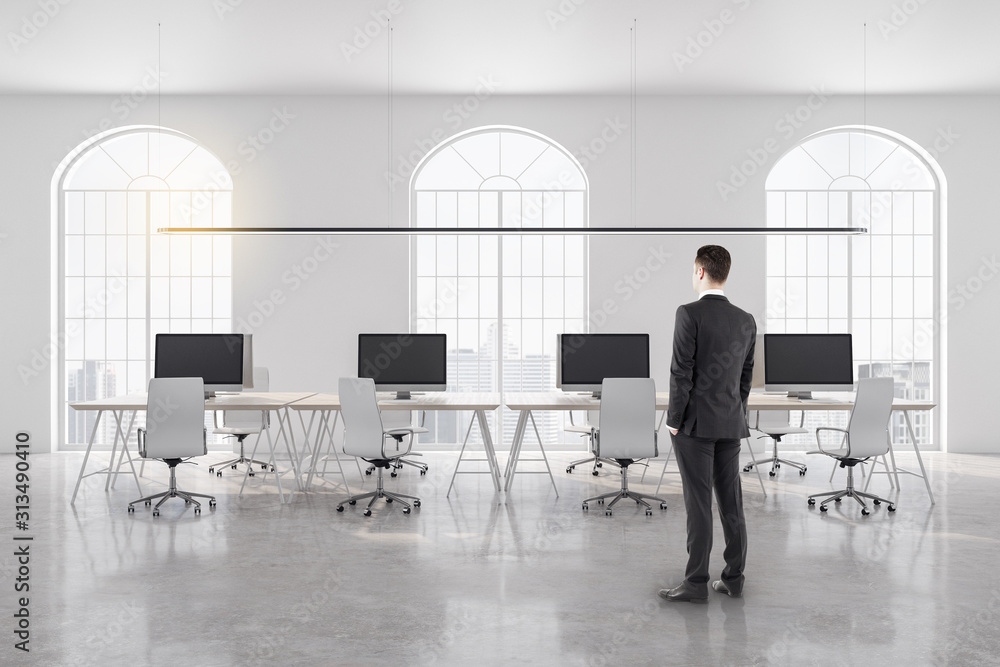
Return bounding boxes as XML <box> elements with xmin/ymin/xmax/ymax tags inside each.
<box><xmin>659</xmin><ymin>245</ymin><xmax>756</xmax><ymax>603</ymax></box>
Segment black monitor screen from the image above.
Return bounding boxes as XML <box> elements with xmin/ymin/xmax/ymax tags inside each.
<box><xmin>154</xmin><ymin>334</ymin><xmax>244</xmax><ymax>386</ymax></box>
<box><xmin>559</xmin><ymin>334</ymin><xmax>650</xmax><ymax>387</ymax></box>
<box><xmin>764</xmin><ymin>334</ymin><xmax>854</xmax><ymax>386</ymax></box>
<box><xmin>358</xmin><ymin>334</ymin><xmax>447</xmax><ymax>386</ymax></box>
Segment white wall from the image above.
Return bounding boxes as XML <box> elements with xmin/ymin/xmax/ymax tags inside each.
<box><xmin>1</xmin><ymin>93</ymin><xmax>997</xmax><ymax>452</ymax></box>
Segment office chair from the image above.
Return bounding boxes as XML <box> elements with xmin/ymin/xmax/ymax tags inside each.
<box><xmin>565</xmin><ymin>410</ymin><xmax>619</xmax><ymax>476</ymax></box>
<box><xmin>582</xmin><ymin>378</ymin><xmax>668</xmax><ymax>516</ymax></box>
<box><xmin>807</xmin><ymin>376</ymin><xmax>897</xmax><ymax>515</ymax></box>
<box><xmin>129</xmin><ymin>377</ymin><xmax>216</xmax><ymax>516</ymax></box>
<box><xmin>336</xmin><ymin>378</ymin><xmax>427</xmax><ymax>516</ymax></box>
<box><xmin>210</xmin><ymin>367</ymin><xmax>273</xmax><ymax>477</ymax></box>
<box><xmin>743</xmin><ymin>410</ymin><xmax>808</xmax><ymax>477</ymax></box>
<box><xmin>364</xmin><ymin>409</ymin><xmax>429</xmax><ymax>478</ymax></box>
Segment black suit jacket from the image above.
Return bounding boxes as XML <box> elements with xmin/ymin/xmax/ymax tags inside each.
<box><xmin>667</xmin><ymin>294</ymin><xmax>756</xmax><ymax>439</ymax></box>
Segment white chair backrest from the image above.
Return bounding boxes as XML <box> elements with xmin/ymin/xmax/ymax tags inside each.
<box><xmin>597</xmin><ymin>378</ymin><xmax>657</xmax><ymax>459</ymax></box>
<box><xmin>755</xmin><ymin>410</ymin><xmax>794</xmax><ymax>430</ymax></box>
<box><xmin>144</xmin><ymin>378</ymin><xmax>206</xmax><ymax>458</ymax></box>
<box><xmin>339</xmin><ymin>377</ymin><xmax>388</xmax><ymax>459</ymax></box>
<box><xmin>223</xmin><ymin>366</ymin><xmax>269</xmax><ymax>429</ymax></box>
<box><xmin>846</xmin><ymin>376</ymin><xmax>895</xmax><ymax>458</ymax></box>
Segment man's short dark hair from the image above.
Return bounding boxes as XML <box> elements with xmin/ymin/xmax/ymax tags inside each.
<box><xmin>695</xmin><ymin>245</ymin><xmax>731</xmax><ymax>283</ymax></box>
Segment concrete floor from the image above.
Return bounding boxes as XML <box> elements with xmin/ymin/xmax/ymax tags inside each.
<box><xmin>2</xmin><ymin>448</ymin><xmax>999</xmax><ymax>666</ymax></box>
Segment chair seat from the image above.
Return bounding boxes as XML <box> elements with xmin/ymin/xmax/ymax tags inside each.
<box><xmin>386</xmin><ymin>426</ymin><xmax>429</xmax><ymax>436</ymax></box>
<box><xmin>760</xmin><ymin>427</ymin><xmax>807</xmax><ymax>437</ymax></box>
<box><xmin>818</xmin><ymin>447</ymin><xmax>851</xmax><ymax>459</ymax></box>
<box><xmin>213</xmin><ymin>426</ymin><xmax>260</xmax><ymax>436</ymax></box>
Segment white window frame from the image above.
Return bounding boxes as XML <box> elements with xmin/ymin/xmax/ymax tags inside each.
<box><xmin>53</xmin><ymin>126</ymin><xmax>233</xmax><ymax>450</ymax></box>
<box><xmin>765</xmin><ymin>126</ymin><xmax>945</xmax><ymax>450</ymax></box>
<box><xmin>409</xmin><ymin>126</ymin><xmax>589</xmax><ymax>449</ymax></box>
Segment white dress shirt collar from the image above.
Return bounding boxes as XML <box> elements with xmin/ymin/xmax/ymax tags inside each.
<box><xmin>698</xmin><ymin>289</ymin><xmax>725</xmax><ymax>299</ymax></box>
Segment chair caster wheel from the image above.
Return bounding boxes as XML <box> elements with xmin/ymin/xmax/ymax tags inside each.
<box><xmin>597</xmin><ymin>499</ymin><xmax>604</xmax><ymax>505</ymax></box>
<box><xmin>261</xmin><ymin>464</ymin><xmax>268</xmax><ymax>470</ymax></box>
<box><xmin>363</xmin><ymin>509</ymin><xmax>372</xmax><ymax>517</ymax></box>
<box><xmin>336</xmin><ymin>505</ymin><xmax>344</xmax><ymax>512</ymax></box>
<box><xmin>413</xmin><ymin>500</ymin><xmax>421</xmax><ymax>507</ymax></box>
<box><xmin>231</xmin><ymin>465</ymin><xmax>238</xmax><ymax>470</ymax></box>
<box><xmin>768</xmin><ymin>471</ymin><xmax>776</xmax><ymax>477</ymax></box>
<box><xmin>592</xmin><ymin>470</ymin><xmax>599</xmax><ymax>476</ymax></box>
<box><xmin>596</xmin><ymin>462</ymin><xmax>603</xmax><ymax>468</ymax></box>
<box><xmin>349</xmin><ymin>500</ymin><xmax>356</xmax><ymax>505</ymax></box>
<box><xmin>194</xmin><ymin>508</ymin><xmax>201</xmax><ymax>515</ymax></box>
<box><xmin>873</xmin><ymin>499</ymin><xmax>881</xmax><ymax>505</ymax></box>
<box><xmin>402</xmin><ymin>507</ymin><xmax>411</xmax><ymax>515</ymax></box>
<box><xmin>819</xmin><ymin>505</ymin><xmax>828</xmax><ymax>512</ymax></box>
<box><xmin>660</xmin><ymin>503</ymin><xmax>668</xmax><ymax>510</ymax></box>
<box><xmin>145</xmin><ymin>500</ymin><xmax>151</xmax><ymax>506</ymax></box>
<box><xmin>582</xmin><ymin>503</ymin><xmax>589</xmax><ymax>511</ymax></box>
<box><xmin>799</xmin><ymin>469</ymin><xmax>807</xmax><ymax>476</ymax></box>
<box><xmin>185</xmin><ymin>500</ymin><xmax>191</xmax><ymax>505</ymax></box>
<box><xmin>888</xmin><ymin>505</ymin><xmax>896</xmax><ymax>512</ymax></box>
<box><xmin>217</xmin><ymin>471</ymin><xmax>223</xmax><ymax>477</ymax></box>
<box><xmin>834</xmin><ymin>498</ymin><xmax>842</xmax><ymax>503</ymax></box>
<box><xmin>605</xmin><ymin>510</ymin><xmax>613</xmax><ymax>516</ymax></box>
<box><xmin>248</xmin><ymin>472</ymin><xmax>254</xmax><ymax>477</ymax></box>
<box><xmin>742</xmin><ymin>465</ymin><xmax>753</xmax><ymax>472</ymax></box>
<box><xmin>566</xmin><ymin>467</ymin><xmax>573</xmax><ymax>473</ymax></box>
<box><xmin>386</xmin><ymin>498</ymin><xmax>393</xmax><ymax>503</ymax></box>
<box><xmin>208</xmin><ymin>468</ymin><xmax>214</xmax><ymax>474</ymax></box>
<box><xmin>645</xmin><ymin>509</ymin><xmax>652</xmax><ymax>516</ymax></box>
<box><xmin>861</xmin><ymin>508</ymin><xmax>870</xmax><ymax>516</ymax></box>
<box><xmin>153</xmin><ymin>510</ymin><xmax>159</xmax><ymax>517</ymax></box>
<box><xmin>420</xmin><ymin>470</ymin><xmax>427</xmax><ymax>476</ymax></box>
<box><xmin>209</xmin><ymin>500</ymin><xmax>216</xmax><ymax>507</ymax></box>
<box><xmin>365</xmin><ymin>470</ymin><xmax>372</xmax><ymax>476</ymax></box>
<box><xmin>808</xmin><ymin>498</ymin><xmax>816</xmax><ymax>505</ymax></box>
<box><xmin>390</xmin><ymin>472</ymin><xmax>397</xmax><ymax>478</ymax></box>
<box><xmin>128</xmin><ymin>506</ymin><xmax>134</xmax><ymax>513</ymax></box>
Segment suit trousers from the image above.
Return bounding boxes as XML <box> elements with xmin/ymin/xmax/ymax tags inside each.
<box><xmin>671</xmin><ymin>432</ymin><xmax>748</xmax><ymax>592</ymax></box>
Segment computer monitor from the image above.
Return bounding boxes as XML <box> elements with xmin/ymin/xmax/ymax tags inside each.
<box><xmin>154</xmin><ymin>333</ymin><xmax>245</xmax><ymax>397</ymax></box>
<box><xmin>557</xmin><ymin>333</ymin><xmax>650</xmax><ymax>397</ymax></box>
<box><xmin>763</xmin><ymin>333</ymin><xmax>854</xmax><ymax>399</ymax></box>
<box><xmin>358</xmin><ymin>333</ymin><xmax>447</xmax><ymax>399</ymax></box>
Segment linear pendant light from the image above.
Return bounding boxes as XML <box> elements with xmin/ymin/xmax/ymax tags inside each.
<box><xmin>158</xmin><ymin>226</ymin><xmax>867</xmax><ymax>236</ymax></box>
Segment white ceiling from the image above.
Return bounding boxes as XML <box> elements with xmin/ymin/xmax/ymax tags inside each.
<box><xmin>2</xmin><ymin>0</ymin><xmax>998</xmax><ymax>96</ymax></box>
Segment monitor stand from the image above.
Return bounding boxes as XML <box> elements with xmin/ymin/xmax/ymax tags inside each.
<box><xmin>590</xmin><ymin>391</ymin><xmax>601</xmax><ymax>399</ymax></box>
<box><xmin>394</xmin><ymin>391</ymin><xmax>412</xmax><ymax>400</ymax></box>
<box><xmin>789</xmin><ymin>391</ymin><xmax>813</xmax><ymax>400</ymax></box>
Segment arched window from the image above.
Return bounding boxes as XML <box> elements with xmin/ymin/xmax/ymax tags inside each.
<box><xmin>765</xmin><ymin>126</ymin><xmax>942</xmax><ymax>447</ymax></box>
<box><xmin>56</xmin><ymin>127</ymin><xmax>233</xmax><ymax>448</ymax></box>
<box><xmin>411</xmin><ymin>126</ymin><xmax>588</xmax><ymax>447</ymax></box>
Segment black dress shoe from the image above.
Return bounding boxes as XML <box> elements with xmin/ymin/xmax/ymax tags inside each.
<box><xmin>658</xmin><ymin>582</ymin><xmax>708</xmax><ymax>603</ymax></box>
<box><xmin>712</xmin><ymin>579</ymin><xmax>743</xmax><ymax>598</ymax></box>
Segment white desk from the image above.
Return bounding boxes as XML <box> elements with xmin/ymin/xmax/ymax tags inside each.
<box><xmin>746</xmin><ymin>393</ymin><xmax>937</xmax><ymax>503</ymax></box>
<box><xmin>289</xmin><ymin>392</ymin><xmax>504</xmax><ymax>496</ymax></box>
<box><xmin>69</xmin><ymin>395</ymin><xmax>148</xmax><ymax>503</ymax></box>
<box><xmin>503</xmin><ymin>392</ymin><xmax>937</xmax><ymax>502</ymax></box>
<box><xmin>380</xmin><ymin>393</ymin><xmax>503</xmax><ymax>496</ymax></box>
<box><xmin>70</xmin><ymin>392</ymin><xmax>315</xmax><ymax>504</ymax></box>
